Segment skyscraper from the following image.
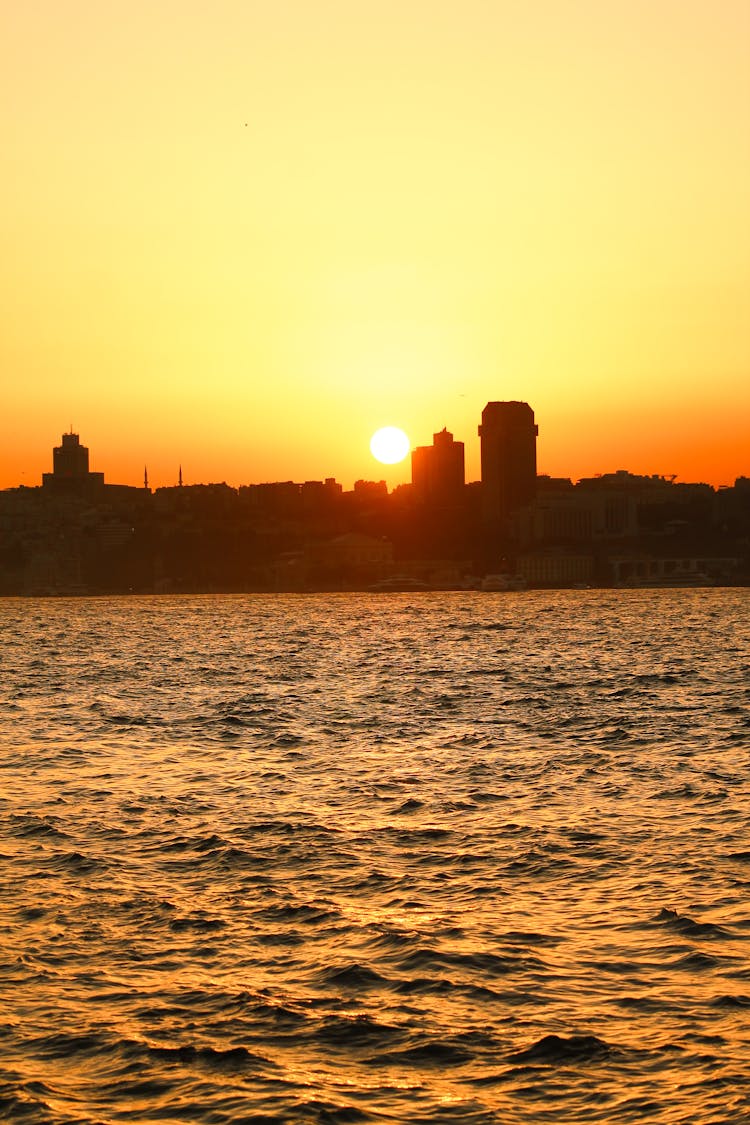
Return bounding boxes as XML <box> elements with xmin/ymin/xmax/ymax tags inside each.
<box><xmin>52</xmin><ymin>431</ymin><xmax>90</xmax><ymax>478</ymax></box>
<box><xmin>411</xmin><ymin>427</ymin><xmax>465</xmax><ymax>507</ymax></box>
<box><xmin>478</xmin><ymin>401</ymin><xmax>538</xmax><ymax>524</ymax></box>
<box><xmin>42</xmin><ymin>431</ymin><xmax>104</xmax><ymax>492</ymax></box>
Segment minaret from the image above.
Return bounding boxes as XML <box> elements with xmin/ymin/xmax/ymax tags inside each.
<box><xmin>144</xmin><ymin>466</ymin><xmax>149</xmax><ymax>490</ymax></box>
<box><xmin>178</xmin><ymin>465</ymin><xmax>183</xmax><ymax>487</ymax></box>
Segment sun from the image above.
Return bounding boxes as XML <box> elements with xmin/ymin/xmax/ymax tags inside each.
<box><xmin>370</xmin><ymin>426</ymin><xmax>410</xmax><ymax>465</ymax></box>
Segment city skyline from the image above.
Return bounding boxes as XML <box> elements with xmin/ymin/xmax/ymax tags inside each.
<box><xmin>3</xmin><ymin>406</ymin><xmax>747</xmax><ymax>600</ymax></box>
<box><xmin>8</xmin><ymin>403</ymin><xmax>747</xmax><ymax>498</ymax></box>
<box><xmin>3</xmin><ymin>2</ymin><xmax>749</xmax><ymax>491</ymax></box>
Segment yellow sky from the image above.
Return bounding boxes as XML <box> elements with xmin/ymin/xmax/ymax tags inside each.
<box><xmin>2</xmin><ymin>0</ymin><xmax>748</xmax><ymax>489</ymax></box>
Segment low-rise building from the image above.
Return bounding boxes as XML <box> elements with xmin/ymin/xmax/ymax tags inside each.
<box><xmin>516</xmin><ymin>551</ymin><xmax>594</xmax><ymax>586</ymax></box>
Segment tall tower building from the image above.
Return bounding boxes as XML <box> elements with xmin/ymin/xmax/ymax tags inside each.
<box><xmin>42</xmin><ymin>431</ymin><xmax>104</xmax><ymax>492</ymax></box>
<box><xmin>52</xmin><ymin>431</ymin><xmax>90</xmax><ymax>478</ymax></box>
<box><xmin>478</xmin><ymin>401</ymin><xmax>538</xmax><ymax>523</ymax></box>
<box><xmin>411</xmin><ymin>427</ymin><xmax>465</xmax><ymax>506</ymax></box>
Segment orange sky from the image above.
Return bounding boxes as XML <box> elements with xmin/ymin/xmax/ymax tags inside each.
<box><xmin>2</xmin><ymin>0</ymin><xmax>749</xmax><ymax>490</ymax></box>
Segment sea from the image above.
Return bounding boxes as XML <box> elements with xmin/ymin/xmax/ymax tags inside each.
<box><xmin>1</xmin><ymin>589</ymin><xmax>749</xmax><ymax>1125</ymax></box>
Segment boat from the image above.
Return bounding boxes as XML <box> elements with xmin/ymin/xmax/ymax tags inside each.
<box><xmin>367</xmin><ymin>576</ymin><xmax>434</xmax><ymax>592</ymax></box>
<box><xmin>480</xmin><ymin>573</ymin><xmax>527</xmax><ymax>591</ymax></box>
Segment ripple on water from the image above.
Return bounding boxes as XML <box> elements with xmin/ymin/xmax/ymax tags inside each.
<box><xmin>1</xmin><ymin>589</ymin><xmax>750</xmax><ymax>1124</ymax></box>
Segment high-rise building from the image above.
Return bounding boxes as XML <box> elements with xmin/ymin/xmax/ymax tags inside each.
<box><xmin>42</xmin><ymin>431</ymin><xmax>104</xmax><ymax>492</ymax></box>
<box><xmin>53</xmin><ymin>432</ymin><xmax>89</xmax><ymax>478</ymax></box>
<box><xmin>411</xmin><ymin>427</ymin><xmax>465</xmax><ymax>506</ymax></box>
<box><xmin>478</xmin><ymin>401</ymin><xmax>538</xmax><ymax>523</ymax></box>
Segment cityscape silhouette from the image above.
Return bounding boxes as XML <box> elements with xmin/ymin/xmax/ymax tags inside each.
<box><xmin>1</xmin><ymin>403</ymin><xmax>747</xmax><ymax>595</ymax></box>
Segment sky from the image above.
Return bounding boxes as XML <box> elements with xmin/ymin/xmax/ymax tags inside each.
<box><xmin>2</xmin><ymin>0</ymin><xmax>749</xmax><ymax>490</ymax></box>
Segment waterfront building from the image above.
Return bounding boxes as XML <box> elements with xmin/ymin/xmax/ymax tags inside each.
<box><xmin>478</xmin><ymin>401</ymin><xmax>538</xmax><ymax>524</ymax></box>
<box><xmin>411</xmin><ymin>428</ymin><xmax>465</xmax><ymax>506</ymax></box>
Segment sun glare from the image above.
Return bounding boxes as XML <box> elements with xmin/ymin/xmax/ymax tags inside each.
<box><xmin>370</xmin><ymin>427</ymin><xmax>410</xmax><ymax>465</ymax></box>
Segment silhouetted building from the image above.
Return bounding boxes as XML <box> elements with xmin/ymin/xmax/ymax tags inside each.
<box><xmin>479</xmin><ymin>402</ymin><xmax>538</xmax><ymax>524</ymax></box>
<box><xmin>411</xmin><ymin>428</ymin><xmax>465</xmax><ymax>507</ymax></box>
<box><xmin>301</xmin><ymin>478</ymin><xmax>343</xmax><ymax>517</ymax></box>
<box><xmin>3</xmin><ymin>406</ymin><xmax>747</xmax><ymax>596</ymax></box>
<box><xmin>517</xmin><ymin>488</ymin><xmax>638</xmax><ymax>545</ymax></box>
<box><xmin>353</xmin><ymin>480</ymin><xmax>388</xmax><ymax>501</ymax></box>
<box><xmin>240</xmin><ymin>481</ymin><xmax>301</xmax><ymax>521</ymax></box>
<box><xmin>517</xmin><ymin>550</ymin><xmax>594</xmax><ymax>587</ymax></box>
<box><xmin>307</xmin><ymin>532</ymin><xmax>393</xmax><ymax>570</ymax></box>
<box><xmin>54</xmin><ymin>431</ymin><xmax>89</xmax><ymax>477</ymax></box>
<box><xmin>42</xmin><ymin>431</ymin><xmax>104</xmax><ymax>494</ymax></box>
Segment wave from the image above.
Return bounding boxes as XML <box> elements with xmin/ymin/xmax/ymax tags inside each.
<box><xmin>507</xmin><ymin>1033</ymin><xmax>614</xmax><ymax>1064</ymax></box>
<box><xmin>146</xmin><ymin>1042</ymin><xmax>275</xmax><ymax>1072</ymax></box>
<box><xmin>316</xmin><ymin>963</ymin><xmax>391</xmax><ymax>990</ymax></box>
<box><xmin>653</xmin><ymin>907</ymin><xmax>735</xmax><ymax>940</ymax></box>
<box><xmin>3</xmin><ymin>589</ymin><xmax>750</xmax><ymax>1124</ymax></box>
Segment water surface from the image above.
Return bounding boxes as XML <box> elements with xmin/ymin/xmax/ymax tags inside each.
<box><xmin>1</xmin><ymin>590</ymin><xmax>749</xmax><ymax>1123</ymax></box>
